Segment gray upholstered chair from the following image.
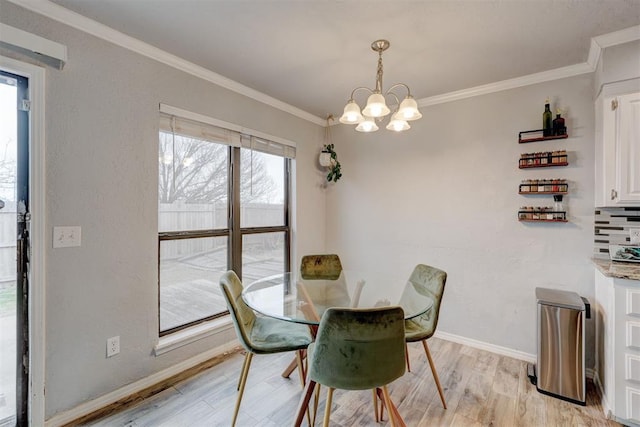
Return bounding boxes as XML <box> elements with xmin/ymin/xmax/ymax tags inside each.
<box><xmin>403</xmin><ymin>263</ymin><xmax>448</xmax><ymax>409</ymax></box>
<box><xmin>220</xmin><ymin>270</ymin><xmax>313</xmax><ymax>426</ymax></box>
<box><xmin>293</xmin><ymin>306</ymin><xmax>407</xmax><ymax>427</ymax></box>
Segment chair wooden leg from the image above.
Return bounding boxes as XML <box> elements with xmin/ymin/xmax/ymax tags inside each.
<box><xmin>376</xmin><ymin>388</ymin><xmax>385</xmax><ymax>422</ymax></box>
<box><xmin>405</xmin><ymin>342</ymin><xmax>411</xmax><ymax>372</ymax></box>
<box><xmin>283</xmin><ymin>348</ymin><xmax>308</xmax><ymax>379</ymax></box>
<box><xmin>294</xmin><ymin>350</ymin><xmax>311</xmax><ymax>426</ymax></box>
<box><xmin>378</xmin><ymin>386</ymin><xmax>407</xmax><ymax>427</ymax></box>
<box><xmin>323</xmin><ymin>387</ymin><xmax>334</xmax><ymax>427</ymax></box>
<box><xmin>372</xmin><ymin>389</ymin><xmax>379</xmax><ymax>422</ymax></box>
<box><xmin>233</xmin><ymin>352</ymin><xmax>253</xmax><ymax>426</ymax></box>
<box><xmin>312</xmin><ymin>383</ymin><xmax>322</xmax><ymax>426</ymax></box>
<box><xmin>381</xmin><ymin>386</ymin><xmax>397</xmax><ymax>427</ymax></box>
<box><xmin>293</xmin><ymin>379</ymin><xmax>316</xmax><ymax>427</ymax></box>
<box><xmin>295</xmin><ymin>350</ymin><xmax>306</xmax><ymax>386</ymax></box>
<box><xmin>422</xmin><ymin>339</ymin><xmax>447</xmax><ymax>409</ymax></box>
<box><xmin>237</xmin><ymin>351</ymin><xmax>251</xmax><ymax>390</ymax></box>
<box><xmin>282</xmin><ymin>356</ymin><xmax>299</xmax><ymax>378</ymax></box>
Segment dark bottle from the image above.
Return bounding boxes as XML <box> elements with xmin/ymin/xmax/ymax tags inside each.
<box><xmin>543</xmin><ymin>99</ymin><xmax>552</xmax><ymax>136</ymax></box>
<box><xmin>553</xmin><ymin>111</ymin><xmax>566</xmax><ymax>136</ymax></box>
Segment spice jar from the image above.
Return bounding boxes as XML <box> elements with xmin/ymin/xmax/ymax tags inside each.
<box><xmin>560</xmin><ymin>150</ymin><xmax>567</xmax><ymax>163</ymax></box>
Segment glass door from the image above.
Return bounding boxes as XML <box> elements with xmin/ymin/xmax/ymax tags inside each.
<box><xmin>0</xmin><ymin>70</ymin><xmax>29</xmax><ymax>426</ymax></box>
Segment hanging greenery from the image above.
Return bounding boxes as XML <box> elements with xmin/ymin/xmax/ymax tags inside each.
<box><xmin>322</xmin><ymin>115</ymin><xmax>342</xmax><ymax>183</ymax></box>
<box><xmin>322</xmin><ymin>143</ymin><xmax>342</xmax><ymax>182</ymax></box>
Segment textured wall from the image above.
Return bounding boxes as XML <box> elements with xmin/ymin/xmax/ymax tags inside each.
<box><xmin>329</xmin><ymin>74</ymin><xmax>597</xmax><ymax>368</ymax></box>
<box><xmin>1</xmin><ymin>1</ymin><xmax>326</xmax><ymax>419</ymax></box>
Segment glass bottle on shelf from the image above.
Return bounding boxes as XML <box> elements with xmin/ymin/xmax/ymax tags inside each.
<box><xmin>543</xmin><ymin>99</ymin><xmax>553</xmax><ymax>136</ymax></box>
<box><xmin>553</xmin><ymin>195</ymin><xmax>564</xmax><ymax>220</ymax></box>
<box><xmin>553</xmin><ymin>109</ymin><xmax>566</xmax><ymax>136</ymax></box>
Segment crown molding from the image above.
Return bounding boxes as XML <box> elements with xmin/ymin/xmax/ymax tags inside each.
<box><xmin>418</xmin><ymin>24</ymin><xmax>640</xmax><ymax>108</ymax></box>
<box><xmin>7</xmin><ymin>1</ymin><xmax>640</xmax><ymax>126</ymax></box>
<box><xmin>7</xmin><ymin>0</ymin><xmax>326</xmax><ymax>126</ymax></box>
<box><xmin>418</xmin><ymin>62</ymin><xmax>594</xmax><ymax>107</ymax></box>
<box><xmin>593</xmin><ymin>24</ymin><xmax>640</xmax><ymax>49</ymax></box>
<box><xmin>587</xmin><ymin>25</ymin><xmax>640</xmax><ymax>70</ymax></box>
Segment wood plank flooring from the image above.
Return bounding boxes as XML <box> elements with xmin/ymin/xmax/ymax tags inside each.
<box><xmin>80</xmin><ymin>337</ymin><xmax>619</xmax><ymax>427</ymax></box>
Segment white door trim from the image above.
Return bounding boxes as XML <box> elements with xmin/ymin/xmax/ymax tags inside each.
<box><xmin>0</xmin><ymin>55</ymin><xmax>46</xmax><ymax>427</ymax></box>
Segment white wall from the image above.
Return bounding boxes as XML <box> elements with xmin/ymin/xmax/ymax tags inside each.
<box><xmin>329</xmin><ymin>74</ymin><xmax>596</xmax><ymax>367</ymax></box>
<box><xmin>1</xmin><ymin>1</ymin><xmax>327</xmax><ymax>419</ymax></box>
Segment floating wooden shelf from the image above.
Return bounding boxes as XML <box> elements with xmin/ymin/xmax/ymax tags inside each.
<box><xmin>519</xmin><ymin>182</ymin><xmax>568</xmax><ymax>194</ymax></box>
<box><xmin>518</xmin><ymin>209</ymin><xmax>567</xmax><ymax>221</ymax></box>
<box><xmin>519</xmin><ymin>191</ymin><xmax>568</xmax><ymax>195</ymax></box>
<box><xmin>519</xmin><ymin>219</ymin><xmax>569</xmax><ymax>223</ymax></box>
<box><xmin>519</xmin><ymin>162</ymin><xmax>568</xmax><ymax>169</ymax></box>
<box><xmin>519</xmin><ymin>129</ymin><xmax>568</xmax><ymax>143</ymax></box>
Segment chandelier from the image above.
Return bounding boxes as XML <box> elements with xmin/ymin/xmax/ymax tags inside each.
<box><xmin>339</xmin><ymin>39</ymin><xmax>422</xmax><ymax>132</ymax></box>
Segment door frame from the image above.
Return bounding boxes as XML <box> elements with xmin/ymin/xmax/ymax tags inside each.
<box><xmin>0</xmin><ymin>55</ymin><xmax>46</xmax><ymax>427</ymax></box>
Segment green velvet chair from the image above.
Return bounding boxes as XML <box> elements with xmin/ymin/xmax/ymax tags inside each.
<box><xmin>219</xmin><ymin>270</ymin><xmax>313</xmax><ymax>426</ymax></box>
<box><xmin>293</xmin><ymin>306</ymin><xmax>407</xmax><ymax>427</ymax></box>
<box><xmin>300</xmin><ymin>253</ymin><xmax>352</xmax><ymax>314</ymax></box>
<box><xmin>403</xmin><ymin>264</ymin><xmax>448</xmax><ymax>409</ymax></box>
<box><xmin>300</xmin><ymin>254</ymin><xmax>343</xmax><ymax>280</ymax></box>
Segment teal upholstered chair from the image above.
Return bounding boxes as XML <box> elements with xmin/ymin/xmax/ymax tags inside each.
<box><xmin>293</xmin><ymin>306</ymin><xmax>407</xmax><ymax>427</ymax></box>
<box><xmin>403</xmin><ymin>264</ymin><xmax>448</xmax><ymax>409</ymax></box>
<box><xmin>220</xmin><ymin>271</ymin><xmax>313</xmax><ymax>426</ymax></box>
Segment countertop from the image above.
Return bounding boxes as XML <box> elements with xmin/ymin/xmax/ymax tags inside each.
<box><xmin>593</xmin><ymin>257</ymin><xmax>640</xmax><ymax>281</ymax></box>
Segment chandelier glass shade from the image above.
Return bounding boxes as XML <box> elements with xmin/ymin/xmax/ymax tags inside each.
<box><xmin>339</xmin><ymin>39</ymin><xmax>421</xmax><ymax>133</ymax></box>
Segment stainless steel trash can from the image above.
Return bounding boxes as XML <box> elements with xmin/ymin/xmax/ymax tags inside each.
<box><xmin>533</xmin><ymin>287</ymin><xmax>590</xmax><ymax>405</ymax></box>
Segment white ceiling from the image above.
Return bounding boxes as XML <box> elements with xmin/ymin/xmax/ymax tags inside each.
<box><xmin>49</xmin><ymin>0</ymin><xmax>640</xmax><ymax>120</ymax></box>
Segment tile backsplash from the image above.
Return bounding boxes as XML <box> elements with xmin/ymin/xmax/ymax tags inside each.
<box><xmin>594</xmin><ymin>207</ymin><xmax>640</xmax><ymax>258</ymax></box>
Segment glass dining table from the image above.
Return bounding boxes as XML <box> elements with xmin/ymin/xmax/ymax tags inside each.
<box><xmin>242</xmin><ymin>270</ymin><xmax>433</xmax><ymax>427</ymax></box>
<box><xmin>242</xmin><ymin>270</ymin><xmax>434</xmax><ymax>325</ymax></box>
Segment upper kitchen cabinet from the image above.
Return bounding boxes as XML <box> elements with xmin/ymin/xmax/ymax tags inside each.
<box><xmin>595</xmin><ymin>80</ymin><xmax>640</xmax><ymax>207</ymax></box>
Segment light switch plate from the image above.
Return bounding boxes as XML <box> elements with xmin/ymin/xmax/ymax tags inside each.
<box><xmin>53</xmin><ymin>226</ymin><xmax>82</xmax><ymax>248</ymax></box>
<box><xmin>631</xmin><ymin>228</ymin><xmax>640</xmax><ymax>245</ymax></box>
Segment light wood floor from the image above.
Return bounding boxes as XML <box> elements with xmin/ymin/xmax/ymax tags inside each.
<box><xmin>82</xmin><ymin>337</ymin><xmax>619</xmax><ymax>427</ymax></box>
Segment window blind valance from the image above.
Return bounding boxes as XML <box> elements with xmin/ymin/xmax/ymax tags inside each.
<box><xmin>240</xmin><ymin>135</ymin><xmax>296</xmax><ymax>159</ymax></box>
<box><xmin>159</xmin><ymin>113</ymin><xmax>241</xmax><ymax>147</ymax></box>
<box><xmin>159</xmin><ymin>104</ymin><xmax>296</xmax><ymax>159</ymax></box>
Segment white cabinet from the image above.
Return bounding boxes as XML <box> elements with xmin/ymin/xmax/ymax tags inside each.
<box><xmin>595</xmin><ymin>80</ymin><xmax>640</xmax><ymax>207</ymax></box>
<box><xmin>595</xmin><ymin>269</ymin><xmax>640</xmax><ymax>426</ymax></box>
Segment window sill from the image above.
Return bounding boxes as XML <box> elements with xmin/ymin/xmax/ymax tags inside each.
<box><xmin>154</xmin><ymin>316</ymin><xmax>234</xmax><ymax>356</ymax></box>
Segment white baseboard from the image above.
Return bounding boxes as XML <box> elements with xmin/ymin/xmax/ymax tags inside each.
<box><xmin>434</xmin><ymin>330</ymin><xmax>596</xmax><ymax>380</ymax></box>
<box><xmin>44</xmin><ymin>339</ymin><xmax>239</xmax><ymax>427</ymax></box>
<box><xmin>592</xmin><ymin>370</ymin><xmax>612</xmax><ymax>418</ymax></box>
<box><xmin>434</xmin><ymin>330</ymin><xmax>537</xmax><ymax>364</ymax></box>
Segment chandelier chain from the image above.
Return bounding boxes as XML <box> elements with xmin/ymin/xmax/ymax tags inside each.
<box><xmin>375</xmin><ymin>51</ymin><xmax>384</xmax><ymax>93</ymax></box>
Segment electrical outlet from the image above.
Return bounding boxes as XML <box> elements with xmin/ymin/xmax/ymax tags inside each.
<box><xmin>106</xmin><ymin>336</ymin><xmax>120</xmax><ymax>358</ymax></box>
<box><xmin>631</xmin><ymin>228</ymin><xmax>640</xmax><ymax>245</ymax></box>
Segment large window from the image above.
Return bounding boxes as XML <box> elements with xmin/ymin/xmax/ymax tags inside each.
<box><xmin>158</xmin><ymin>108</ymin><xmax>293</xmax><ymax>335</ymax></box>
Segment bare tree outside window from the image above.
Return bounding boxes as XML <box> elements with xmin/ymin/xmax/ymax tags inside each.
<box><xmin>158</xmin><ymin>132</ymin><xmax>277</xmax><ymax>205</ymax></box>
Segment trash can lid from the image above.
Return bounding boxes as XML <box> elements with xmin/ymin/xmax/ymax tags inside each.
<box><xmin>535</xmin><ymin>287</ymin><xmax>585</xmax><ymax>311</ymax></box>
